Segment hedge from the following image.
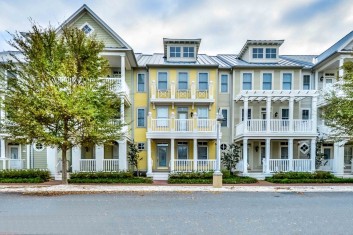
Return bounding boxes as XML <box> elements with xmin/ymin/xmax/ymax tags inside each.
<box><xmin>265</xmin><ymin>171</ymin><xmax>353</xmax><ymax>183</ymax></box>
<box><xmin>68</xmin><ymin>171</ymin><xmax>152</xmax><ymax>184</ymax></box>
<box><xmin>0</xmin><ymin>169</ymin><xmax>50</xmax><ymax>183</ymax></box>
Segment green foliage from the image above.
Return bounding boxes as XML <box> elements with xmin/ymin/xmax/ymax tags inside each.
<box><xmin>222</xmin><ymin>177</ymin><xmax>258</xmax><ymax>184</ymax></box>
<box><xmin>0</xmin><ymin>169</ymin><xmax>50</xmax><ymax>183</ymax></box>
<box><xmin>264</xmin><ymin>171</ymin><xmax>353</xmax><ymax>183</ymax></box>
<box><xmin>69</xmin><ymin>178</ymin><xmax>152</xmax><ymax>184</ymax></box>
<box><xmin>221</xmin><ymin>143</ymin><xmax>240</xmax><ymax>173</ymax></box>
<box><xmin>69</xmin><ymin>171</ymin><xmax>152</xmax><ymax>184</ymax></box>
<box><xmin>266</xmin><ymin>178</ymin><xmax>353</xmax><ymax>184</ymax></box>
<box><xmin>169</xmin><ymin>171</ymin><xmax>214</xmax><ymax>179</ymax></box>
<box><xmin>127</xmin><ymin>142</ymin><xmax>142</xmax><ymax>175</ymax></box>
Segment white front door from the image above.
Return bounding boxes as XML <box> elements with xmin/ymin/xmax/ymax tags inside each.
<box><xmin>157</xmin><ymin>107</ymin><xmax>169</xmax><ymax>127</ymax></box>
<box><xmin>9</xmin><ymin>146</ymin><xmax>21</xmax><ymax>169</ymax></box>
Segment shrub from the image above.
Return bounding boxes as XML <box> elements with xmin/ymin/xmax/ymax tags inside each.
<box><xmin>0</xmin><ymin>169</ymin><xmax>50</xmax><ymax>182</ymax></box>
<box><xmin>265</xmin><ymin>171</ymin><xmax>349</xmax><ymax>183</ymax></box>
<box><xmin>68</xmin><ymin>171</ymin><xmax>152</xmax><ymax>184</ymax></box>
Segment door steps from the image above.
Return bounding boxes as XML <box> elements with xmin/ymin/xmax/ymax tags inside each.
<box><xmin>152</xmin><ymin>172</ymin><xmax>169</xmax><ymax>180</ymax></box>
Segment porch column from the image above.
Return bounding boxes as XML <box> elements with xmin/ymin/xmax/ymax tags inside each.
<box><xmin>311</xmin><ymin>96</ymin><xmax>318</xmax><ymax>132</ymax></box>
<box><xmin>0</xmin><ymin>139</ymin><xmax>5</xmax><ymax>159</ymax></box>
<box><xmin>95</xmin><ymin>145</ymin><xmax>104</xmax><ymax>171</ymax></box>
<box><xmin>26</xmin><ymin>145</ymin><xmax>30</xmax><ymax>169</ymax></box>
<box><xmin>333</xmin><ymin>140</ymin><xmax>346</xmax><ymax>175</ymax></box>
<box><xmin>288</xmin><ymin>138</ymin><xmax>293</xmax><ymax>171</ymax></box>
<box><xmin>315</xmin><ymin>71</ymin><xmax>319</xmax><ymax>90</ymax></box>
<box><xmin>71</xmin><ymin>146</ymin><xmax>81</xmax><ymax>172</ymax></box>
<box><xmin>243</xmin><ymin>97</ymin><xmax>248</xmax><ymax>133</ymax></box>
<box><xmin>120</xmin><ymin>97</ymin><xmax>125</xmax><ymax>124</ymax></box>
<box><xmin>193</xmin><ymin>139</ymin><xmax>197</xmax><ymax>171</ymax></box>
<box><xmin>170</xmin><ymin>139</ymin><xmax>175</xmax><ymax>172</ymax></box>
<box><xmin>289</xmin><ymin>97</ymin><xmax>294</xmax><ymax>132</ymax></box>
<box><xmin>310</xmin><ymin>138</ymin><xmax>316</xmax><ymax>172</ymax></box>
<box><xmin>120</xmin><ymin>54</ymin><xmax>125</xmax><ymax>82</ymax></box>
<box><xmin>266</xmin><ymin>97</ymin><xmax>271</xmax><ymax>133</ymax></box>
<box><xmin>118</xmin><ymin>140</ymin><xmax>127</xmax><ymax>171</ymax></box>
<box><xmin>243</xmin><ymin>138</ymin><xmax>248</xmax><ymax>174</ymax></box>
<box><xmin>46</xmin><ymin>146</ymin><xmax>57</xmax><ymax>176</ymax></box>
<box><xmin>147</xmin><ymin>138</ymin><xmax>152</xmax><ymax>176</ymax></box>
<box><xmin>265</xmin><ymin>138</ymin><xmax>270</xmax><ymax>173</ymax></box>
<box><xmin>339</xmin><ymin>57</ymin><xmax>344</xmax><ymax>78</ymax></box>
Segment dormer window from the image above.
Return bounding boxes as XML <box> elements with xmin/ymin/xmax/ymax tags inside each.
<box><xmin>266</xmin><ymin>48</ymin><xmax>276</xmax><ymax>58</ymax></box>
<box><xmin>80</xmin><ymin>23</ymin><xmax>94</xmax><ymax>35</ymax></box>
<box><xmin>183</xmin><ymin>47</ymin><xmax>195</xmax><ymax>57</ymax></box>
<box><xmin>170</xmin><ymin>47</ymin><xmax>181</xmax><ymax>57</ymax></box>
<box><xmin>252</xmin><ymin>48</ymin><xmax>263</xmax><ymax>58</ymax></box>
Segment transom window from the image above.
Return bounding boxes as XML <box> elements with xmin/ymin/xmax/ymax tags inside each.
<box><xmin>198</xmin><ymin>73</ymin><xmax>208</xmax><ymax>91</ymax></box>
<box><xmin>178</xmin><ymin>72</ymin><xmax>188</xmax><ymax>90</ymax></box>
<box><xmin>303</xmin><ymin>75</ymin><xmax>310</xmax><ymax>90</ymax></box>
<box><xmin>81</xmin><ymin>24</ymin><xmax>93</xmax><ymax>35</ymax></box>
<box><xmin>158</xmin><ymin>72</ymin><xmax>168</xmax><ymax>90</ymax></box>
<box><xmin>252</xmin><ymin>48</ymin><xmax>263</xmax><ymax>59</ymax></box>
<box><xmin>282</xmin><ymin>73</ymin><xmax>292</xmax><ymax>90</ymax></box>
<box><xmin>266</xmin><ymin>48</ymin><xmax>276</xmax><ymax>58</ymax></box>
<box><xmin>242</xmin><ymin>73</ymin><xmax>252</xmax><ymax>90</ymax></box>
<box><xmin>170</xmin><ymin>47</ymin><xmax>181</xmax><ymax>57</ymax></box>
<box><xmin>220</xmin><ymin>74</ymin><xmax>228</xmax><ymax>93</ymax></box>
<box><xmin>183</xmin><ymin>47</ymin><xmax>195</xmax><ymax>57</ymax></box>
<box><xmin>262</xmin><ymin>73</ymin><xmax>272</xmax><ymax>90</ymax></box>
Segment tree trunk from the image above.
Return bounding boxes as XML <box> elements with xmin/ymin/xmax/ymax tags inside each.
<box><xmin>61</xmin><ymin>145</ymin><xmax>68</xmax><ymax>184</ymax></box>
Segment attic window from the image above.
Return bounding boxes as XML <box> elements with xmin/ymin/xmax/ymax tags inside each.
<box><xmin>170</xmin><ymin>47</ymin><xmax>181</xmax><ymax>57</ymax></box>
<box><xmin>252</xmin><ymin>48</ymin><xmax>263</xmax><ymax>59</ymax></box>
<box><xmin>81</xmin><ymin>23</ymin><xmax>94</xmax><ymax>35</ymax></box>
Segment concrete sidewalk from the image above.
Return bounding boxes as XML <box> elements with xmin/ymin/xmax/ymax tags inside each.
<box><xmin>1</xmin><ymin>183</ymin><xmax>353</xmax><ymax>194</ymax></box>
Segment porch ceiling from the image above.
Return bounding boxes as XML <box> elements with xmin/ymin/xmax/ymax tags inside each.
<box><xmin>234</xmin><ymin>90</ymin><xmax>318</xmax><ymax>102</ymax></box>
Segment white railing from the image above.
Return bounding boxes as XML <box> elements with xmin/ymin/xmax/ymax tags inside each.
<box><xmin>293</xmin><ymin>159</ymin><xmax>311</xmax><ymax>172</ymax></box>
<box><xmin>269</xmin><ymin>159</ymin><xmax>290</xmax><ymax>172</ymax></box>
<box><xmin>9</xmin><ymin>159</ymin><xmax>24</xmax><ymax>169</ymax></box>
<box><xmin>175</xmin><ymin>119</ymin><xmax>193</xmax><ymax>132</ymax></box>
<box><xmin>293</xmin><ymin>120</ymin><xmax>313</xmax><ymax>132</ymax></box>
<box><xmin>103</xmin><ymin>159</ymin><xmax>119</xmax><ymax>172</ymax></box>
<box><xmin>318</xmin><ymin>159</ymin><xmax>334</xmax><ymax>171</ymax></box>
<box><xmin>247</xmin><ymin>119</ymin><xmax>266</xmax><ymax>132</ymax></box>
<box><xmin>149</xmin><ymin>119</ymin><xmax>216</xmax><ymax>133</ymax></box>
<box><xmin>173</xmin><ymin>160</ymin><xmax>194</xmax><ymax>172</ymax></box>
<box><xmin>100</xmin><ymin>77</ymin><xmax>130</xmax><ymax>98</ymax></box>
<box><xmin>150</xmin><ymin>119</ymin><xmax>171</xmax><ymax>132</ymax></box>
<box><xmin>197</xmin><ymin>160</ymin><xmax>216</xmax><ymax>172</ymax></box>
<box><xmin>270</xmin><ymin>120</ymin><xmax>290</xmax><ymax>132</ymax></box>
<box><xmin>80</xmin><ymin>159</ymin><xmax>96</xmax><ymax>172</ymax></box>
<box><xmin>197</xmin><ymin>119</ymin><xmax>216</xmax><ymax>132</ymax></box>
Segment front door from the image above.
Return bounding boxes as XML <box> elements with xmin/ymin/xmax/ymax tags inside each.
<box><xmin>280</xmin><ymin>146</ymin><xmax>288</xmax><ymax>159</ymax></box>
<box><xmin>261</xmin><ymin>111</ymin><xmax>266</xmax><ymax>131</ymax></box>
<box><xmin>9</xmin><ymin>146</ymin><xmax>21</xmax><ymax>169</ymax></box>
<box><xmin>178</xmin><ymin>111</ymin><xmax>188</xmax><ymax>131</ymax></box>
<box><xmin>260</xmin><ymin>146</ymin><xmax>265</xmax><ymax>165</ymax></box>
<box><xmin>157</xmin><ymin>144</ymin><xmax>168</xmax><ymax>169</ymax></box>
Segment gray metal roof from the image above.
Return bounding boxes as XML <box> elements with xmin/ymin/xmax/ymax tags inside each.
<box><xmin>136</xmin><ymin>54</ymin><xmax>152</xmax><ymax>67</ymax></box>
<box><xmin>315</xmin><ymin>30</ymin><xmax>353</xmax><ymax>63</ymax></box>
<box><xmin>139</xmin><ymin>53</ymin><xmax>218</xmax><ymax>67</ymax></box>
<box><xmin>280</xmin><ymin>55</ymin><xmax>316</xmax><ymax>68</ymax></box>
<box><xmin>238</xmin><ymin>40</ymin><xmax>284</xmax><ymax>58</ymax></box>
<box><xmin>210</xmin><ymin>56</ymin><xmax>232</xmax><ymax>68</ymax></box>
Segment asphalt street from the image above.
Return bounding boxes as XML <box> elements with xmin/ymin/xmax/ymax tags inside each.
<box><xmin>0</xmin><ymin>192</ymin><xmax>353</xmax><ymax>235</ymax></box>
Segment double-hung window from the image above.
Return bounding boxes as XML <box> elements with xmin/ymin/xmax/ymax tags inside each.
<box><xmin>183</xmin><ymin>47</ymin><xmax>194</xmax><ymax>57</ymax></box>
<box><xmin>198</xmin><ymin>73</ymin><xmax>208</xmax><ymax>91</ymax></box>
<box><xmin>137</xmin><ymin>74</ymin><xmax>145</xmax><ymax>92</ymax></box>
<box><xmin>198</xmin><ymin>142</ymin><xmax>208</xmax><ymax>160</ymax></box>
<box><xmin>220</xmin><ymin>74</ymin><xmax>228</xmax><ymax>93</ymax></box>
<box><xmin>221</xmin><ymin>109</ymin><xmax>228</xmax><ymax>127</ymax></box>
<box><xmin>137</xmin><ymin>108</ymin><xmax>145</xmax><ymax>127</ymax></box>
<box><xmin>302</xmin><ymin>110</ymin><xmax>310</xmax><ymax>120</ymax></box>
<box><xmin>158</xmin><ymin>72</ymin><xmax>168</xmax><ymax>90</ymax></box>
<box><xmin>265</xmin><ymin>48</ymin><xmax>276</xmax><ymax>58</ymax></box>
<box><xmin>252</xmin><ymin>48</ymin><xmax>263</xmax><ymax>58</ymax></box>
<box><xmin>197</xmin><ymin>107</ymin><xmax>208</xmax><ymax>128</ymax></box>
<box><xmin>282</xmin><ymin>73</ymin><xmax>292</xmax><ymax>90</ymax></box>
<box><xmin>242</xmin><ymin>73</ymin><xmax>252</xmax><ymax>90</ymax></box>
<box><xmin>303</xmin><ymin>75</ymin><xmax>310</xmax><ymax>90</ymax></box>
<box><xmin>241</xmin><ymin>109</ymin><xmax>252</xmax><ymax>121</ymax></box>
<box><xmin>170</xmin><ymin>47</ymin><xmax>181</xmax><ymax>57</ymax></box>
<box><xmin>262</xmin><ymin>73</ymin><xmax>272</xmax><ymax>90</ymax></box>
<box><xmin>178</xmin><ymin>72</ymin><xmax>188</xmax><ymax>90</ymax></box>
<box><xmin>157</xmin><ymin>107</ymin><xmax>168</xmax><ymax>127</ymax></box>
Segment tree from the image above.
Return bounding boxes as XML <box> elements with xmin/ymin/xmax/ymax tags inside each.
<box><xmin>127</xmin><ymin>142</ymin><xmax>142</xmax><ymax>176</ymax></box>
<box><xmin>322</xmin><ymin>61</ymin><xmax>353</xmax><ymax>138</ymax></box>
<box><xmin>221</xmin><ymin>143</ymin><xmax>240</xmax><ymax>174</ymax></box>
<box><xmin>0</xmin><ymin>24</ymin><xmax>123</xmax><ymax>184</ymax></box>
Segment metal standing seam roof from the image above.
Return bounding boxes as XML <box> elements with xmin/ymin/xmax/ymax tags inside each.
<box><xmin>279</xmin><ymin>55</ymin><xmax>316</xmax><ymax>69</ymax></box>
<box><xmin>209</xmin><ymin>56</ymin><xmax>232</xmax><ymax>68</ymax></box>
<box><xmin>139</xmin><ymin>53</ymin><xmax>218</xmax><ymax>67</ymax></box>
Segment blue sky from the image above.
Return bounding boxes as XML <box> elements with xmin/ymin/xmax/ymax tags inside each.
<box><xmin>0</xmin><ymin>0</ymin><xmax>351</xmax><ymax>55</ymax></box>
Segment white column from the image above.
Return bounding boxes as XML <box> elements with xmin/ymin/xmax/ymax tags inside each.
<box><xmin>120</xmin><ymin>54</ymin><xmax>125</xmax><ymax>82</ymax></box>
<box><xmin>120</xmin><ymin>97</ymin><xmax>125</xmax><ymax>124</ymax></box>
<box><xmin>312</xmin><ymin>96</ymin><xmax>318</xmax><ymax>132</ymax></box>
<box><xmin>339</xmin><ymin>57</ymin><xmax>344</xmax><ymax>78</ymax></box>
<box><xmin>288</xmin><ymin>138</ymin><xmax>293</xmax><ymax>171</ymax></box>
<box><xmin>315</xmin><ymin>71</ymin><xmax>319</xmax><ymax>90</ymax></box>
<box><xmin>118</xmin><ymin>140</ymin><xmax>127</xmax><ymax>171</ymax></box>
<box><xmin>265</xmin><ymin>138</ymin><xmax>270</xmax><ymax>173</ymax></box>
<box><xmin>0</xmin><ymin>139</ymin><xmax>5</xmax><ymax>169</ymax></box>
<box><xmin>310</xmin><ymin>138</ymin><xmax>316</xmax><ymax>172</ymax></box>
<box><xmin>95</xmin><ymin>145</ymin><xmax>104</xmax><ymax>171</ymax></box>
<box><xmin>243</xmin><ymin>97</ymin><xmax>249</xmax><ymax>132</ymax></box>
<box><xmin>193</xmin><ymin>139</ymin><xmax>197</xmax><ymax>171</ymax></box>
<box><xmin>243</xmin><ymin>138</ymin><xmax>248</xmax><ymax>174</ymax></box>
<box><xmin>26</xmin><ymin>145</ymin><xmax>30</xmax><ymax>169</ymax></box>
<box><xmin>46</xmin><ymin>146</ymin><xmax>58</xmax><ymax>176</ymax></box>
<box><xmin>71</xmin><ymin>146</ymin><xmax>81</xmax><ymax>172</ymax></box>
<box><xmin>147</xmin><ymin>138</ymin><xmax>152</xmax><ymax>176</ymax></box>
<box><xmin>334</xmin><ymin>141</ymin><xmax>346</xmax><ymax>175</ymax></box>
<box><xmin>170</xmin><ymin>139</ymin><xmax>174</xmax><ymax>172</ymax></box>
<box><xmin>289</xmin><ymin>97</ymin><xmax>294</xmax><ymax>132</ymax></box>
<box><xmin>266</xmin><ymin>97</ymin><xmax>271</xmax><ymax>133</ymax></box>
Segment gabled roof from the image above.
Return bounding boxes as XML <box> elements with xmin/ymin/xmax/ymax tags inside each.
<box><xmin>315</xmin><ymin>30</ymin><xmax>353</xmax><ymax>64</ymax></box>
<box><xmin>238</xmin><ymin>40</ymin><xmax>284</xmax><ymax>58</ymax></box>
<box><xmin>163</xmin><ymin>38</ymin><xmax>201</xmax><ymax>58</ymax></box>
<box><xmin>57</xmin><ymin>4</ymin><xmax>133</xmax><ymax>50</ymax></box>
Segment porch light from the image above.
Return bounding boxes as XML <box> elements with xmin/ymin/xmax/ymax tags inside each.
<box><xmin>274</xmin><ymin>112</ymin><xmax>278</xmax><ymax>117</ymax></box>
<box><xmin>255</xmin><ymin>146</ymin><xmax>259</xmax><ymax>152</ymax></box>
<box><xmin>190</xmin><ymin>112</ymin><xmax>194</xmax><ymax>118</ymax></box>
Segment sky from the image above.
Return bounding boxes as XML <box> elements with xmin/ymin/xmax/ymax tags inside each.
<box><xmin>0</xmin><ymin>0</ymin><xmax>352</xmax><ymax>56</ymax></box>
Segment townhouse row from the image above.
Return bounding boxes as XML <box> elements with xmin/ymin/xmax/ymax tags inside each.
<box><xmin>0</xmin><ymin>5</ymin><xmax>352</xmax><ymax>180</ymax></box>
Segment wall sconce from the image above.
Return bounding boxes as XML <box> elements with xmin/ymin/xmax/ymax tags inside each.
<box><xmin>255</xmin><ymin>146</ymin><xmax>259</xmax><ymax>152</ymax></box>
<box><xmin>85</xmin><ymin>147</ymin><xmax>89</xmax><ymax>152</ymax></box>
<box><xmin>190</xmin><ymin>112</ymin><xmax>194</xmax><ymax>118</ymax></box>
<box><xmin>274</xmin><ymin>112</ymin><xmax>278</xmax><ymax>118</ymax></box>
<box><xmin>320</xmin><ymin>76</ymin><xmax>324</xmax><ymax>81</ymax></box>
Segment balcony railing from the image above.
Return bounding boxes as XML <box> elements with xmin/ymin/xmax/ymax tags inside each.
<box><xmin>148</xmin><ymin>118</ymin><xmax>217</xmax><ymax>133</ymax></box>
<box><xmin>235</xmin><ymin>119</ymin><xmax>315</xmax><ymax>136</ymax></box>
<box><xmin>0</xmin><ymin>158</ymin><xmax>24</xmax><ymax>170</ymax></box>
<box><xmin>103</xmin><ymin>159</ymin><xmax>119</xmax><ymax>172</ymax></box>
<box><xmin>260</xmin><ymin>159</ymin><xmax>311</xmax><ymax>173</ymax></box>
<box><xmin>100</xmin><ymin>77</ymin><xmax>130</xmax><ymax>98</ymax></box>
<box><xmin>172</xmin><ymin>159</ymin><xmax>216</xmax><ymax>172</ymax></box>
<box><xmin>151</xmin><ymin>81</ymin><xmax>214</xmax><ymax>100</ymax></box>
<box><xmin>79</xmin><ymin>159</ymin><xmax>96</xmax><ymax>172</ymax></box>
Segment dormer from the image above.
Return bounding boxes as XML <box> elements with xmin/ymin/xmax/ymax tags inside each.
<box><xmin>238</xmin><ymin>40</ymin><xmax>284</xmax><ymax>63</ymax></box>
<box><xmin>163</xmin><ymin>38</ymin><xmax>201</xmax><ymax>62</ymax></box>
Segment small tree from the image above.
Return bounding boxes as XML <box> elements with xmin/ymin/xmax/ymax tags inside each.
<box><xmin>221</xmin><ymin>143</ymin><xmax>241</xmax><ymax>175</ymax></box>
<box><xmin>127</xmin><ymin>142</ymin><xmax>142</xmax><ymax>176</ymax></box>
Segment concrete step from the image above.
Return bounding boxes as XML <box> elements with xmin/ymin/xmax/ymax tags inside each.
<box><xmin>152</xmin><ymin>173</ymin><xmax>169</xmax><ymax>180</ymax></box>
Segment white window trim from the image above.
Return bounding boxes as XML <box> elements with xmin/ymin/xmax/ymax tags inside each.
<box><xmin>301</xmin><ymin>108</ymin><xmax>310</xmax><ymax>120</ymax></box>
<box><xmin>220</xmin><ymin>107</ymin><xmax>229</xmax><ymax>127</ymax></box>
<box><xmin>157</xmin><ymin>71</ymin><xmax>169</xmax><ymax>90</ymax></box>
<box><xmin>197</xmin><ymin>72</ymin><xmax>209</xmax><ymax>90</ymax></box>
<box><xmin>252</xmin><ymin>47</ymin><xmax>264</xmax><ymax>59</ymax></box>
<box><xmin>137</xmin><ymin>73</ymin><xmax>146</xmax><ymax>92</ymax></box>
<box><xmin>34</xmin><ymin>143</ymin><xmax>44</xmax><ymax>152</ymax></box>
<box><xmin>137</xmin><ymin>142</ymin><xmax>146</xmax><ymax>151</ymax></box>
<box><xmin>265</xmin><ymin>47</ymin><xmax>278</xmax><ymax>59</ymax></box>
<box><xmin>80</xmin><ymin>22</ymin><xmax>95</xmax><ymax>35</ymax></box>
<box><xmin>136</xmin><ymin>108</ymin><xmax>146</xmax><ymax>128</ymax></box>
<box><xmin>280</xmin><ymin>71</ymin><xmax>294</xmax><ymax>90</ymax></box>
<box><xmin>240</xmin><ymin>71</ymin><xmax>254</xmax><ymax>91</ymax></box>
<box><xmin>241</xmin><ymin>107</ymin><xmax>253</xmax><ymax>121</ymax></box>
<box><xmin>197</xmin><ymin>142</ymin><xmax>209</xmax><ymax>160</ymax></box>
<box><xmin>177</xmin><ymin>71</ymin><xmax>189</xmax><ymax>90</ymax></box>
<box><xmin>219</xmin><ymin>73</ymin><xmax>229</xmax><ymax>93</ymax></box>
<box><xmin>177</xmin><ymin>143</ymin><xmax>189</xmax><ymax>159</ymax></box>
<box><xmin>280</xmin><ymin>107</ymin><xmax>290</xmax><ymax>119</ymax></box>
<box><xmin>260</xmin><ymin>70</ymin><xmax>274</xmax><ymax>90</ymax></box>
<box><xmin>302</xmin><ymin>74</ymin><xmax>311</xmax><ymax>90</ymax></box>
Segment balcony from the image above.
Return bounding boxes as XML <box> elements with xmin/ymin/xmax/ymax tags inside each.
<box><xmin>235</xmin><ymin>119</ymin><xmax>316</xmax><ymax>138</ymax></box>
<box><xmin>150</xmin><ymin>81</ymin><xmax>214</xmax><ymax>105</ymax></box>
<box><xmin>147</xmin><ymin>116</ymin><xmax>218</xmax><ymax>139</ymax></box>
<box><xmin>100</xmin><ymin>77</ymin><xmax>130</xmax><ymax>102</ymax></box>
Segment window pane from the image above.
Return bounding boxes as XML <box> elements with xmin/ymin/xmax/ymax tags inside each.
<box><xmin>262</xmin><ymin>73</ymin><xmax>272</xmax><ymax>90</ymax></box>
<box><xmin>158</xmin><ymin>72</ymin><xmax>168</xmax><ymax>90</ymax></box>
<box><xmin>243</xmin><ymin>73</ymin><xmax>252</xmax><ymax>90</ymax></box>
<box><xmin>198</xmin><ymin>107</ymin><xmax>208</xmax><ymax>119</ymax></box>
<box><xmin>137</xmin><ymin>74</ymin><xmax>145</xmax><ymax>92</ymax></box>
<box><xmin>221</xmin><ymin>74</ymin><xmax>228</xmax><ymax>92</ymax></box>
<box><xmin>170</xmin><ymin>47</ymin><xmax>181</xmax><ymax>57</ymax></box>
<box><xmin>137</xmin><ymin>109</ymin><xmax>145</xmax><ymax>127</ymax></box>
<box><xmin>221</xmin><ymin>109</ymin><xmax>227</xmax><ymax>127</ymax></box>
<box><xmin>198</xmin><ymin>73</ymin><xmax>208</xmax><ymax>90</ymax></box>
<box><xmin>178</xmin><ymin>72</ymin><xmax>188</xmax><ymax>90</ymax></box>
<box><xmin>302</xmin><ymin>110</ymin><xmax>309</xmax><ymax>120</ymax></box>
<box><xmin>198</xmin><ymin>146</ymin><xmax>208</xmax><ymax>159</ymax></box>
<box><xmin>283</xmin><ymin>73</ymin><xmax>292</xmax><ymax>90</ymax></box>
<box><xmin>303</xmin><ymin>75</ymin><xmax>310</xmax><ymax>90</ymax></box>
<box><xmin>282</xmin><ymin>109</ymin><xmax>289</xmax><ymax>119</ymax></box>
